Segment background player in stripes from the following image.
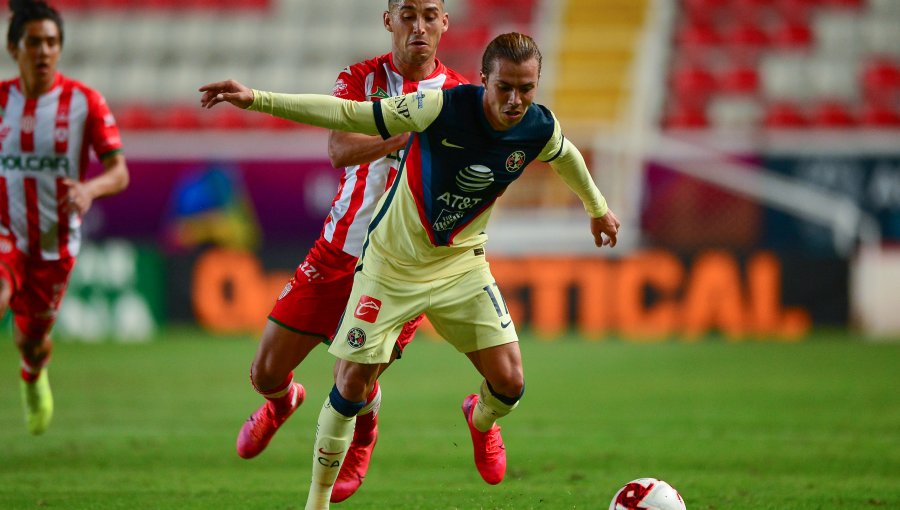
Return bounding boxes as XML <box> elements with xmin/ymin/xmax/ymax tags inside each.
<box><xmin>0</xmin><ymin>0</ymin><xmax>129</xmax><ymax>435</ymax></box>
<box><xmin>229</xmin><ymin>0</ymin><xmax>466</xmax><ymax>502</ymax></box>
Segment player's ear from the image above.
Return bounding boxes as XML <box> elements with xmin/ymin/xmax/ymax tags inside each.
<box><xmin>383</xmin><ymin>11</ymin><xmax>393</xmax><ymax>32</ymax></box>
<box><xmin>442</xmin><ymin>12</ymin><xmax>449</xmax><ymax>34</ymax></box>
<box><xmin>480</xmin><ymin>72</ymin><xmax>488</xmax><ymax>87</ymax></box>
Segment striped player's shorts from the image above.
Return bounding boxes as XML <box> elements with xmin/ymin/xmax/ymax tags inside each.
<box><xmin>0</xmin><ymin>245</ymin><xmax>75</xmax><ymax>338</ymax></box>
<box><xmin>268</xmin><ymin>238</ymin><xmax>419</xmax><ymax>350</ymax></box>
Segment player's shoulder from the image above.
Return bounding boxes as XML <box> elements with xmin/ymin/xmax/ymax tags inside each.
<box><xmin>442</xmin><ymin>84</ymin><xmax>481</xmax><ymax>100</ymax></box>
<box><xmin>434</xmin><ymin>59</ymin><xmax>471</xmax><ymax>86</ymax></box>
<box><xmin>345</xmin><ymin>53</ymin><xmax>391</xmax><ymax>76</ymax></box>
<box><xmin>60</xmin><ymin>74</ymin><xmax>108</xmax><ymax>103</ymax></box>
<box><xmin>527</xmin><ymin>102</ymin><xmax>556</xmax><ymax>125</ymax></box>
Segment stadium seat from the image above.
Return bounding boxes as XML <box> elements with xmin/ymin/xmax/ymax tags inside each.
<box><xmin>773</xmin><ymin>0</ymin><xmax>815</xmax><ymax>23</ymax></box>
<box><xmin>722</xmin><ymin>21</ymin><xmax>770</xmax><ymax>48</ymax></box>
<box><xmin>770</xmin><ymin>21</ymin><xmax>814</xmax><ymax>49</ymax></box>
<box><xmin>810</xmin><ymin>100</ymin><xmax>857</xmax><ymax>127</ymax></box>
<box><xmin>708</xmin><ymin>96</ymin><xmax>763</xmax><ymax>130</ymax></box>
<box><xmin>760</xmin><ymin>54</ymin><xmax>808</xmax><ymax>101</ymax></box>
<box><xmin>861</xmin><ymin>59</ymin><xmax>900</xmax><ymax>103</ymax></box>
<box><xmin>671</xmin><ymin>64</ymin><xmax>718</xmax><ymax>101</ymax></box>
<box><xmin>806</xmin><ymin>57</ymin><xmax>859</xmax><ymax>101</ymax></box>
<box><xmin>676</xmin><ymin>22</ymin><xmax>721</xmax><ymax>53</ymax></box>
<box><xmin>719</xmin><ymin>64</ymin><xmax>760</xmax><ymax>95</ymax></box>
<box><xmin>664</xmin><ymin>100</ymin><xmax>709</xmax><ymax>128</ymax></box>
<box><xmin>115</xmin><ymin>104</ymin><xmax>160</xmax><ymax>130</ymax></box>
<box><xmin>159</xmin><ymin>105</ymin><xmax>206</xmax><ymax>130</ymax></box>
<box><xmin>861</xmin><ymin>102</ymin><xmax>900</xmax><ymax>127</ymax></box>
<box><xmin>764</xmin><ymin>101</ymin><xmax>809</xmax><ymax>127</ymax></box>
<box><xmin>812</xmin><ymin>10</ymin><xmax>861</xmax><ymax>58</ymax></box>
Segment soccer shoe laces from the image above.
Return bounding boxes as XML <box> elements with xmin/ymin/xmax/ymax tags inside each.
<box><xmin>483</xmin><ymin>426</ymin><xmax>505</xmax><ymax>461</ymax></box>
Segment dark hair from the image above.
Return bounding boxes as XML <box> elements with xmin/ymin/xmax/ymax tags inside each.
<box><xmin>481</xmin><ymin>32</ymin><xmax>542</xmax><ymax>77</ymax></box>
<box><xmin>7</xmin><ymin>0</ymin><xmax>63</xmax><ymax>48</ymax></box>
<box><xmin>387</xmin><ymin>0</ymin><xmax>444</xmax><ymax>10</ymax></box>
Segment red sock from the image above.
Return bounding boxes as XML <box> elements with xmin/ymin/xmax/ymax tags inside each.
<box><xmin>355</xmin><ymin>381</ymin><xmax>381</xmax><ymax>433</ymax></box>
<box><xmin>253</xmin><ymin>371</ymin><xmax>295</xmax><ymax>413</ymax></box>
<box><xmin>20</xmin><ymin>357</ymin><xmax>47</xmax><ymax>384</ymax></box>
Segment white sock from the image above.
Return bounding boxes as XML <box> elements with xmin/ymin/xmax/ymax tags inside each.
<box><xmin>472</xmin><ymin>380</ymin><xmax>519</xmax><ymax>433</ymax></box>
<box><xmin>305</xmin><ymin>399</ymin><xmax>355</xmax><ymax>510</ymax></box>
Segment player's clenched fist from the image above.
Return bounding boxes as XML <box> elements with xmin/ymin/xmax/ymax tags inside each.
<box><xmin>199</xmin><ymin>79</ymin><xmax>255</xmax><ymax>109</ymax></box>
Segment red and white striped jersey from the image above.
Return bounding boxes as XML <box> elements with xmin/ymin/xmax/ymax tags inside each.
<box><xmin>0</xmin><ymin>73</ymin><xmax>122</xmax><ymax>261</ymax></box>
<box><xmin>324</xmin><ymin>53</ymin><xmax>467</xmax><ymax>257</ymax></box>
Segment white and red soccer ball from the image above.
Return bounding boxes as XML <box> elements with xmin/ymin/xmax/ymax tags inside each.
<box><xmin>609</xmin><ymin>478</ymin><xmax>686</xmax><ymax>510</ymax></box>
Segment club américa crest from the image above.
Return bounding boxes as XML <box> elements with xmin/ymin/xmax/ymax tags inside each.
<box><xmin>505</xmin><ymin>150</ymin><xmax>526</xmax><ymax>172</ymax></box>
<box><xmin>347</xmin><ymin>327</ymin><xmax>366</xmax><ymax>348</ymax></box>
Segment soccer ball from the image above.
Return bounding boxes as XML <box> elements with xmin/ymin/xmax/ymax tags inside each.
<box><xmin>609</xmin><ymin>478</ymin><xmax>686</xmax><ymax>510</ymax></box>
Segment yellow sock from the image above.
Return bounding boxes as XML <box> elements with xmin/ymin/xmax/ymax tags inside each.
<box><xmin>472</xmin><ymin>380</ymin><xmax>519</xmax><ymax>433</ymax></box>
<box><xmin>305</xmin><ymin>399</ymin><xmax>355</xmax><ymax>510</ymax></box>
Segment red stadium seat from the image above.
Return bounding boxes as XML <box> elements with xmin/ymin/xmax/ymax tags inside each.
<box><xmin>664</xmin><ymin>100</ymin><xmax>709</xmax><ymax>128</ymax></box>
<box><xmin>682</xmin><ymin>0</ymin><xmax>728</xmax><ymax>23</ymax></box>
<box><xmin>671</xmin><ymin>64</ymin><xmax>718</xmax><ymax>101</ymax></box>
<box><xmin>722</xmin><ymin>21</ymin><xmax>770</xmax><ymax>48</ymax></box>
<box><xmin>204</xmin><ymin>107</ymin><xmax>253</xmax><ymax>130</ymax></box>
<box><xmin>773</xmin><ymin>0</ymin><xmax>815</xmax><ymax>22</ymax></box>
<box><xmin>677</xmin><ymin>22</ymin><xmax>721</xmax><ymax>51</ymax></box>
<box><xmin>115</xmin><ymin>104</ymin><xmax>159</xmax><ymax>130</ymax></box>
<box><xmin>719</xmin><ymin>64</ymin><xmax>760</xmax><ymax>94</ymax></box>
<box><xmin>764</xmin><ymin>101</ymin><xmax>808</xmax><ymax>127</ymax></box>
<box><xmin>770</xmin><ymin>22</ymin><xmax>814</xmax><ymax>49</ymax></box>
<box><xmin>160</xmin><ymin>105</ymin><xmax>205</xmax><ymax>130</ymax></box>
<box><xmin>861</xmin><ymin>102</ymin><xmax>900</xmax><ymax>127</ymax></box>
<box><xmin>810</xmin><ymin>101</ymin><xmax>857</xmax><ymax>127</ymax></box>
<box><xmin>862</xmin><ymin>60</ymin><xmax>900</xmax><ymax>104</ymax></box>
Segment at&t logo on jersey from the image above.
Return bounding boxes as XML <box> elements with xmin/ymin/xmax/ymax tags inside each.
<box><xmin>347</xmin><ymin>327</ymin><xmax>366</xmax><ymax>348</ymax></box>
<box><xmin>354</xmin><ymin>295</ymin><xmax>382</xmax><ymax>323</ymax></box>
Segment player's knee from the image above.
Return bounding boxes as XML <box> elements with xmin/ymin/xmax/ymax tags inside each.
<box><xmin>249</xmin><ymin>359</ymin><xmax>285</xmax><ymax>392</ymax></box>
<box><xmin>487</xmin><ymin>374</ymin><xmax>524</xmax><ymax>403</ymax></box>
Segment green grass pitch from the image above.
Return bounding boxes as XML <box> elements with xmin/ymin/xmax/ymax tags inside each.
<box><xmin>1</xmin><ymin>329</ymin><xmax>898</xmax><ymax>509</ymax></box>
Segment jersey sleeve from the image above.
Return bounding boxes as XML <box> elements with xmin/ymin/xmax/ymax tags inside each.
<box><xmin>537</xmin><ymin>115</ymin><xmax>565</xmax><ymax>163</ymax></box>
<box><xmin>331</xmin><ymin>64</ymin><xmax>366</xmax><ymax>101</ymax></box>
<box><xmin>371</xmin><ymin>89</ymin><xmax>443</xmax><ymax>139</ymax></box>
<box><xmin>85</xmin><ymin>89</ymin><xmax>123</xmax><ymax>160</ymax></box>
<box><xmin>250</xmin><ymin>90</ymin><xmax>382</xmax><ymax>135</ymax></box>
<box><xmin>540</xmin><ymin>113</ymin><xmax>608</xmax><ymax>217</ymax></box>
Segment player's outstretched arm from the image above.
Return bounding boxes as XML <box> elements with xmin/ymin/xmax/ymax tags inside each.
<box><xmin>199</xmin><ymin>80</ymin><xmax>255</xmax><ymax>110</ymax></box>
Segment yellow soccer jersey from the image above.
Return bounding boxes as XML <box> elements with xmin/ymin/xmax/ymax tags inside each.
<box><xmin>250</xmin><ymin>85</ymin><xmax>607</xmax><ymax>281</ymax></box>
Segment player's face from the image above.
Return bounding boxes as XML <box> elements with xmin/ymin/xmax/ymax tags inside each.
<box><xmin>8</xmin><ymin>19</ymin><xmax>61</xmax><ymax>89</ymax></box>
<box><xmin>384</xmin><ymin>0</ymin><xmax>448</xmax><ymax>66</ymax></box>
<box><xmin>481</xmin><ymin>57</ymin><xmax>540</xmax><ymax>131</ymax></box>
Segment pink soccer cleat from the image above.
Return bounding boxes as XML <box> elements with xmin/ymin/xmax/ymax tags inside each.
<box><xmin>461</xmin><ymin>393</ymin><xmax>506</xmax><ymax>485</ymax></box>
<box><xmin>236</xmin><ymin>382</ymin><xmax>305</xmax><ymax>459</ymax></box>
<box><xmin>331</xmin><ymin>412</ymin><xmax>378</xmax><ymax>502</ymax></box>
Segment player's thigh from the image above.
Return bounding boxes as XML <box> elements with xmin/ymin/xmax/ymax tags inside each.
<box><xmin>427</xmin><ymin>265</ymin><xmax>518</xmax><ymax>354</ymax></box>
<box><xmin>329</xmin><ymin>270</ymin><xmax>427</xmax><ymax>365</ymax></box>
<box><xmin>268</xmin><ymin>265</ymin><xmax>356</xmax><ymax>339</ymax></box>
<box><xmin>12</xmin><ymin>257</ymin><xmax>75</xmax><ymax>340</ymax></box>
<box><xmin>251</xmin><ymin>320</ymin><xmax>324</xmax><ymax>384</ymax></box>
